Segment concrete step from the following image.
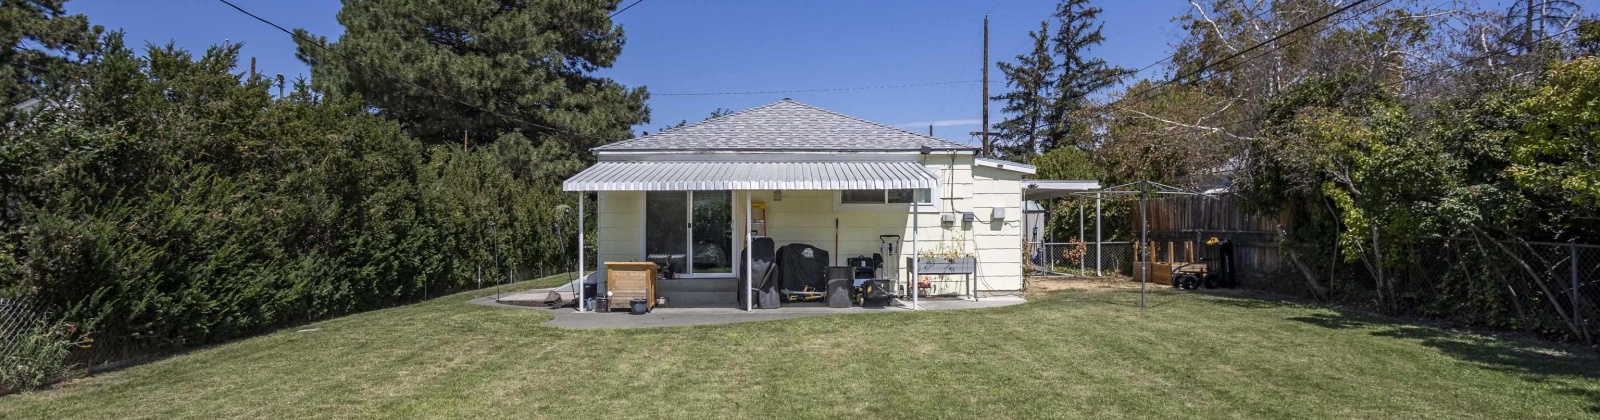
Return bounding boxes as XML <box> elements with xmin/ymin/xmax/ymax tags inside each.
<box><xmin>655</xmin><ymin>278</ymin><xmax>738</xmax><ymax>293</ymax></box>
<box><xmin>658</xmin><ymin>290</ymin><xmax>736</xmax><ymax>307</ymax></box>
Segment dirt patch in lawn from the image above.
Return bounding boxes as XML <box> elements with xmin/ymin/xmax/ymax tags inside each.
<box><xmin>1025</xmin><ymin>275</ymin><xmax>1139</xmax><ymax>297</ymax></box>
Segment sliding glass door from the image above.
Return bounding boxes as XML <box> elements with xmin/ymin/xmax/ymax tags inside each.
<box><xmin>645</xmin><ymin>191</ymin><xmax>733</xmax><ymax>276</ymax></box>
<box><xmin>645</xmin><ymin>192</ymin><xmax>689</xmax><ymax>274</ymax></box>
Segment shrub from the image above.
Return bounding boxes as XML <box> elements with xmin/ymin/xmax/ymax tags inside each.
<box><xmin>0</xmin><ymin>322</ymin><xmax>86</xmax><ymax>394</ymax></box>
<box><xmin>1</xmin><ymin>36</ymin><xmax>581</xmax><ymax>363</ymax></box>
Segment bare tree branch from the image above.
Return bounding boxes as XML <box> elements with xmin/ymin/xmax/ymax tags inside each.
<box><xmin>1190</xmin><ymin>1</ymin><xmax>1241</xmax><ymax>53</ymax></box>
<box><xmin>1116</xmin><ymin>106</ymin><xmax>1258</xmax><ymax>141</ymax></box>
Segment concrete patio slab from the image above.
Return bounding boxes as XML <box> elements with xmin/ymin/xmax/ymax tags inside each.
<box><xmin>469</xmin><ymin>293</ymin><xmax>1026</xmax><ymax>329</ymax></box>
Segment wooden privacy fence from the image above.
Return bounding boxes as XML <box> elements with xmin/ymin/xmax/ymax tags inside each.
<box><xmin>1134</xmin><ymin>195</ymin><xmax>1286</xmax><ymax>284</ymax></box>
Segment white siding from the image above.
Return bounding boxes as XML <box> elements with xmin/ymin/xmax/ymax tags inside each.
<box><xmin>586</xmin><ymin>154</ymin><xmax>1026</xmax><ymax>295</ymax></box>
<box><xmin>594</xmin><ymin>191</ymin><xmax>643</xmax><ymax>285</ymax></box>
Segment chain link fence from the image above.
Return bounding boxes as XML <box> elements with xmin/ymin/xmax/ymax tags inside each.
<box><xmin>1412</xmin><ymin>237</ymin><xmax>1597</xmax><ymax>343</ymax></box>
<box><xmin>0</xmin><ymin>296</ymin><xmax>44</xmax><ymax>363</ymax></box>
<box><xmin>1029</xmin><ymin>241</ymin><xmax>1134</xmax><ymax>277</ymax></box>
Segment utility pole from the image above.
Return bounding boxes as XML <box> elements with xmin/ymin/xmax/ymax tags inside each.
<box><xmin>981</xmin><ymin>14</ymin><xmax>990</xmax><ymax>157</ymax></box>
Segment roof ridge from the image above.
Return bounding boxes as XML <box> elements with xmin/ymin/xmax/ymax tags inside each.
<box><xmin>781</xmin><ymin>100</ymin><xmax>972</xmax><ymax>150</ymax></box>
<box><xmin>593</xmin><ymin>98</ymin><xmax>977</xmax><ymax>152</ymax></box>
<box><xmin>604</xmin><ymin>100</ymin><xmax>787</xmax><ymax>148</ymax></box>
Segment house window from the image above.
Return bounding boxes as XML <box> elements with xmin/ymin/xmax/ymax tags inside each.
<box><xmin>840</xmin><ymin>189</ymin><xmax>931</xmax><ymax>204</ymax></box>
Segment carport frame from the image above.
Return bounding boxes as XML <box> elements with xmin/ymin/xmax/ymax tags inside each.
<box><xmin>1053</xmin><ymin>181</ymin><xmax>1213</xmax><ymax>308</ymax></box>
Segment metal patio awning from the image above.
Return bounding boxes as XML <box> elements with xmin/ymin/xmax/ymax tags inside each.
<box><xmin>1022</xmin><ymin>180</ymin><xmax>1103</xmax><ymax>200</ymax></box>
<box><xmin>563</xmin><ymin>161</ymin><xmax>940</xmax><ymax>191</ymax></box>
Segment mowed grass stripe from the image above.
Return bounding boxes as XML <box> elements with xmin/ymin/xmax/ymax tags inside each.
<box><xmin>2</xmin><ymin>275</ymin><xmax>1596</xmax><ymax>419</ymax></box>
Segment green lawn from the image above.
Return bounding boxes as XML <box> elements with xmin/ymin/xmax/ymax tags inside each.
<box><xmin>3</xmin><ymin>275</ymin><xmax>1598</xmax><ymax>419</ymax></box>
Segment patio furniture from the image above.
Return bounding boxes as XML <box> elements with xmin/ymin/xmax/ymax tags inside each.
<box><xmin>605</xmin><ymin>262</ymin><xmax>658</xmax><ymax>311</ymax></box>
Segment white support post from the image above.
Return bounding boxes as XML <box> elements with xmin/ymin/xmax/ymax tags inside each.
<box><xmin>746</xmin><ymin>191</ymin><xmax>753</xmax><ymax>312</ymax></box>
<box><xmin>578</xmin><ymin>193</ymin><xmax>586</xmax><ymax>312</ymax></box>
<box><xmin>1095</xmin><ymin>192</ymin><xmax>1102</xmax><ymax>277</ymax></box>
<box><xmin>1079</xmin><ymin>199</ymin><xmax>1085</xmax><ymax>274</ymax></box>
<box><xmin>911</xmin><ymin>208</ymin><xmax>919</xmax><ymax>310</ymax></box>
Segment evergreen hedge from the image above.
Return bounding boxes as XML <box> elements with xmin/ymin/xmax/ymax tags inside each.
<box><xmin>1</xmin><ymin>38</ymin><xmax>581</xmax><ymax>359</ymax></box>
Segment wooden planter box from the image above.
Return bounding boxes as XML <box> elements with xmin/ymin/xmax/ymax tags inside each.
<box><xmin>605</xmin><ymin>262</ymin><xmax>658</xmax><ymax>311</ymax></box>
<box><xmin>1131</xmin><ymin>262</ymin><xmax>1177</xmax><ymax>286</ymax></box>
<box><xmin>914</xmin><ymin>257</ymin><xmax>977</xmax><ymax>275</ymax></box>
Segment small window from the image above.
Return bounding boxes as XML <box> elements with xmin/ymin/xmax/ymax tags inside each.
<box><xmin>841</xmin><ymin>189</ymin><xmax>931</xmax><ymax>204</ymax></box>
<box><xmin>842</xmin><ymin>190</ymin><xmax>885</xmax><ymax>204</ymax></box>
<box><xmin>886</xmin><ymin>189</ymin><xmax>915</xmax><ymax>203</ymax></box>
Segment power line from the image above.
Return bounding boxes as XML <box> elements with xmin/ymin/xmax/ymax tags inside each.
<box><xmin>1110</xmin><ymin>0</ymin><xmax>1397</xmax><ymax>113</ymax></box>
<box><xmin>1111</xmin><ymin>0</ymin><xmax>1376</xmax><ymax>112</ymax></box>
<box><xmin>1116</xmin><ymin>24</ymin><xmax>1582</xmax><ymax>146</ymax></box>
<box><xmin>652</xmin><ymin>80</ymin><xmax>981</xmax><ymax>96</ymax></box>
<box><xmin>978</xmin><ymin>0</ymin><xmax>1378</xmax><ymax>146</ymax></box>
<box><xmin>985</xmin><ymin>0</ymin><xmax>1008</xmax><ymax>15</ymax></box>
<box><xmin>611</xmin><ymin>0</ymin><xmax>645</xmax><ymax>18</ymax></box>
<box><xmin>996</xmin><ymin>1</ymin><xmax>1264</xmax><ymax>87</ymax></box>
<box><xmin>215</xmin><ymin>0</ymin><xmax>605</xmax><ymax>141</ymax></box>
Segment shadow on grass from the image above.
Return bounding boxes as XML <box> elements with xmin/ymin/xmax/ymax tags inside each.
<box><xmin>1036</xmin><ymin>285</ymin><xmax>1600</xmax><ymax>413</ymax></box>
<box><xmin>1036</xmin><ymin>287</ymin><xmax>1194</xmax><ymax>309</ymax></box>
<box><xmin>1290</xmin><ymin>311</ymin><xmax>1600</xmax><ymax>413</ymax></box>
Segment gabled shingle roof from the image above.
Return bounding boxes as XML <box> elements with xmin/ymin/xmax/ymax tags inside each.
<box><xmin>595</xmin><ymin>99</ymin><xmax>974</xmax><ymax>152</ymax></box>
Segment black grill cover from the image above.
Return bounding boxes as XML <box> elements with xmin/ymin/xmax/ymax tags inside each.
<box><xmin>738</xmin><ymin>237</ymin><xmax>781</xmax><ymax>309</ymax></box>
<box><xmin>777</xmin><ymin>243</ymin><xmax>829</xmax><ymax>292</ymax></box>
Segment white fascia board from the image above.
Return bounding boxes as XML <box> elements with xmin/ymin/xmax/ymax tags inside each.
<box><xmin>974</xmin><ymin>157</ymin><xmax>1038</xmax><ymax>174</ymax></box>
<box><xmin>597</xmin><ymin>150</ymin><xmax>974</xmax><ymax>162</ymax></box>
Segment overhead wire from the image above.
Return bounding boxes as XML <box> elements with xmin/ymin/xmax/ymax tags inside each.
<box><xmin>1106</xmin><ymin>0</ymin><xmax>1376</xmax><ymax>113</ymax></box>
<box><xmin>611</xmin><ymin>0</ymin><xmax>645</xmax><ymax>18</ymax></box>
<box><xmin>1110</xmin><ymin>0</ymin><xmax>1397</xmax><ymax>113</ymax></box>
<box><xmin>1113</xmin><ymin>24</ymin><xmax>1583</xmax><ymax>146</ymax></box>
<box><xmin>652</xmin><ymin>80</ymin><xmax>980</xmax><ymax>96</ymax></box>
<box><xmin>979</xmin><ymin>0</ymin><xmax>1356</xmax><ymax>145</ymax></box>
<box><xmin>994</xmin><ymin>0</ymin><xmax>1277</xmax><ymax>97</ymax></box>
<box><xmin>215</xmin><ymin>0</ymin><xmax>608</xmax><ymax>141</ymax></box>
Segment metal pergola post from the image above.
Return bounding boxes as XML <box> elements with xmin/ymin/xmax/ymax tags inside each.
<box><xmin>1079</xmin><ymin>199</ymin><xmax>1086</xmax><ymax>274</ymax></box>
<box><xmin>577</xmin><ymin>193</ymin><xmax>586</xmax><ymax>312</ymax></box>
<box><xmin>1062</xmin><ymin>181</ymin><xmax>1208</xmax><ymax>310</ymax></box>
<box><xmin>1095</xmin><ymin>192</ymin><xmax>1102</xmax><ymax>277</ymax></box>
<box><xmin>1139</xmin><ymin>185</ymin><xmax>1148</xmax><ymax>309</ymax></box>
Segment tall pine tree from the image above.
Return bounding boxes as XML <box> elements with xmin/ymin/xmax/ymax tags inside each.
<box><xmin>990</xmin><ymin>21</ymin><xmax>1055</xmax><ymax>162</ymax></box>
<box><xmin>0</xmin><ymin>0</ymin><xmax>101</xmax><ymax>113</ymax></box>
<box><xmin>293</xmin><ymin>0</ymin><xmax>649</xmax><ymax>159</ymax></box>
<box><xmin>1045</xmin><ymin>0</ymin><xmax>1132</xmax><ymax>152</ymax></box>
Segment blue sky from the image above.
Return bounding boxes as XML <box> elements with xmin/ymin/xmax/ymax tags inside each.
<box><xmin>67</xmin><ymin>0</ymin><xmax>1190</xmax><ymax>145</ymax></box>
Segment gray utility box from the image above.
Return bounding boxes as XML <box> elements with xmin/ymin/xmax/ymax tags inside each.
<box><xmin>912</xmin><ymin>257</ymin><xmax>977</xmax><ymax>274</ymax></box>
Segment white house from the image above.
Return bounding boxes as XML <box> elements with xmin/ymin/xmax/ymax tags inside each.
<box><xmin>563</xmin><ymin>99</ymin><xmax>1038</xmax><ymax>310</ymax></box>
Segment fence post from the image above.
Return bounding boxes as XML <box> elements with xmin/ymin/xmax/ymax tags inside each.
<box><xmin>1575</xmin><ymin>244</ymin><xmax>1585</xmax><ymax>339</ymax></box>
